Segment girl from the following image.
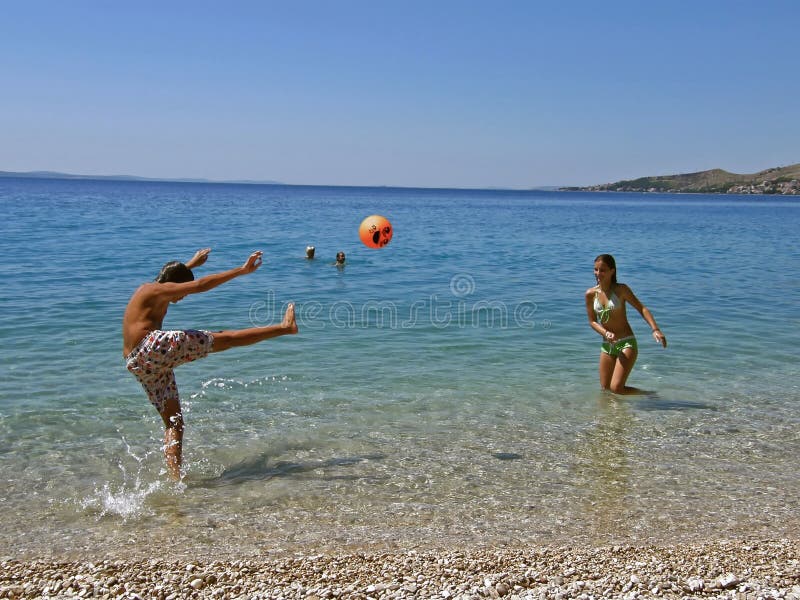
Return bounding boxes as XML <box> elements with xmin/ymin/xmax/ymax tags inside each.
<box><xmin>585</xmin><ymin>254</ymin><xmax>666</xmax><ymax>394</ymax></box>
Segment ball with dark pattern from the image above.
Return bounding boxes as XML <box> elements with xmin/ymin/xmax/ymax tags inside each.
<box><xmin>359</xmin><ymin>215</ymin><xmax>393</xmax><ymax>248</ymax></box>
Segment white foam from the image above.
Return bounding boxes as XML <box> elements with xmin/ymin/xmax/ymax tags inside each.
<box><xmin>78</xmin><ymin>433</ymin><xmax>166</xmax><ymax>520</ymax></box>
<box><xmin>81</xmin><ymin>480</ymin><xmax>162</xmax><ymax>519</ymax></box>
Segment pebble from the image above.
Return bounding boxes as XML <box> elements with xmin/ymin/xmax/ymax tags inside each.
<box><xmin>0</xmin><ymin>539</ymin><xmax>798</xmax><ymax>599</ymax></box>
<box><xmin>718</xmin><ymin>573</ymin><xmax>741</xmax><ymax>589</ymax></box>
<box><xmin>189</xmin><ymin>578</ymin><xmax>204</xmax><ymax>590</ymax></box>
<box><xmin>686</xmin><ymin>576</ymin><xmax>705</xmax><ymax>592</ymax></box>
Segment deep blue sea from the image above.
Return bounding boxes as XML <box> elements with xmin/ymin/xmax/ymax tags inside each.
<box><xmin>0</xmin><ymin>177</ymin><xmax>798</xmax><ymax>559</ymax></box>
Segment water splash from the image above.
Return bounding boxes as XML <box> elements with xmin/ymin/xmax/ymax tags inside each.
<box><xmin>79</xmin><ymin>433</ymin><xmax>166</xmax><ymax>520</ymax></box>
<box><xmin>81</xmin><ymin>479</ymin><xmax>163</xmax><ymax>519</ymax></box>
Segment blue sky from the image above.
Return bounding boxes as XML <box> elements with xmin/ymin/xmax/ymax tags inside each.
<box><xmin>2</xmin><ymin>1</ymin><xmax>798</xmax><ymax>188</ymax></box>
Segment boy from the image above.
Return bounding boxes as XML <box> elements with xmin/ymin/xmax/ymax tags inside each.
<box><xmin>123</xmin><ymin>248</ymin><xmax>297</xmax><ymax>479</ymax></box>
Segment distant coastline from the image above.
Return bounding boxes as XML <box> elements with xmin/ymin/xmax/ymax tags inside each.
<box><xmin>4</xmin><ymin>166</ymin><xmax>800</xmax><ymax>195</ymax></box>
<box><xmin>0</xmin><ymin>170</ymin><xmax>559</xmax><ymax>192</ymax></box>
<box><xmin>561</xmin><ymin>162</ymin><xmax>800</xmax><ymax>195</ymax></box>
<box><xmin>0</xmin><ymin>169</ymin><xmax>283</xmax><ymax>186</ymax></box>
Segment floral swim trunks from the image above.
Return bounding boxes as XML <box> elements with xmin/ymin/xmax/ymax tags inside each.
<box><xmin>125</xmin><ymin>330</ymin><xmax>214</xmax><ymax>413</ymax></box>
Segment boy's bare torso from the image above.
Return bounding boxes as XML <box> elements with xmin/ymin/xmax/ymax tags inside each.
<box><xmin>122</xmin><ymin>283</ymin><xmax>171</xmax><ymax>356</ymax></box>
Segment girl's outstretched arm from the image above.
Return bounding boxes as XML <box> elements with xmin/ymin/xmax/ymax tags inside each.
<box><xmin>621</xmin><ymin>284</ymin><xmax>667</xmax><ymax>348</ymax></box>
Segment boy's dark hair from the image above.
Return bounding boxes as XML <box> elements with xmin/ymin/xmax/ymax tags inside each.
<box><xmin>155</xmin><ymin>261</ymin><xmax>194</xmax><ymax>284</ymax></box>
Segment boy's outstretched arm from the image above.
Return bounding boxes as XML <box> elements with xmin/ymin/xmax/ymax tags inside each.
<box><xmin>158</xmin><ymin>251</ymin><xmax>264</xmax><ymax>300</ymax></box>
<box><xmin>191</xmin><ymin>251</ymin><xmax>263</xmax><ymax>293</ymax></box>
<box><xmin>185</xmin><ymin>247</ymin><xmax>211</xmax><ymax>270</ymax></box>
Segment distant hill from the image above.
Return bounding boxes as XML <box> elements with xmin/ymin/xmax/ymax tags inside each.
<box><xmin>0</xmin><ymin>170</ymin><xmax>282</xmax><ymax>186</ymax></box>
<box><xmin>562</xmin><ymin>163</ymin><xmax>800</xmax><ymax>195</ymax></box>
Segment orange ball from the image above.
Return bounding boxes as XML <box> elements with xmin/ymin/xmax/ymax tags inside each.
<box><xmin>359</xmin><ymin>215</ymin><xmax>393</xmax><ymax>248</ymax></box>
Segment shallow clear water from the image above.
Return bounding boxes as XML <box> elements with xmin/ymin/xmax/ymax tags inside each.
<box><xmin>0</xmin><ymin>178</ymin><xmax>798</xmax><ymax>559</ymax></box>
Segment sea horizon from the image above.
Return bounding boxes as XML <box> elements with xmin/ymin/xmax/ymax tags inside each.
<box><xmin>0</xmin><ymin>169</ymin><xmax>564</xmax><ymax>192</ymax></box>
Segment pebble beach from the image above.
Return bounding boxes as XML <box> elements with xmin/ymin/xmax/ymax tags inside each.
<box><xmin>2</xmin><ymin>540</ymin><xmax>799</xmax><ymax>599</ymax></box>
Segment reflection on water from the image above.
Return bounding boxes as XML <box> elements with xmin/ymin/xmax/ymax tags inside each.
<box><xmin>633</xmin><ymin>394</ymin><xmax>717</xmax><ymax>412</ymax></box>
<box><xmin>492</xmin><ymin>452</ymin><xmax>524</xmax><ymax>461</ymax></box>
<box><xmin>574</xmin><ymin>394</ymin><xmax>634</xmax><ymax>541</ymax></box>
<box><xmin>194</xmin><ymin>452</ymin><xmax>388</xmax><ymax>487</ymax></box>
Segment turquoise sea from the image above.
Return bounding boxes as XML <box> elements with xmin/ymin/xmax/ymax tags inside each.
<box><xmin>0</xmin><ymin>177</ymin><xmax>798</xmax><ymax>559</ymax></box>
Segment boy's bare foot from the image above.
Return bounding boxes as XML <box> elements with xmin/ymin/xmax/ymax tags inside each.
<box><xmin>283</xmin><ymin>303</ymin><xmax>298</xmax><ymax>334</ymax></box>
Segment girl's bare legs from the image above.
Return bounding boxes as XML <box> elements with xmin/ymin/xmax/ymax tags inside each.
<box><xmin>598</xmin><ymin>351</ymin><xmax>616</xmax><ymax>391</ymax></box>
<box><xmin>599</xmin><ymin>346</ymin><xmax>643</xmax><ymax>395</ymax></box>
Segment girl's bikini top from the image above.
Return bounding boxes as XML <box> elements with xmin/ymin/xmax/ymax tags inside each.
<box><xmin>593</xmin><ymin>287</ymin><xmax>619</xmax><ymax>324</ymax></box>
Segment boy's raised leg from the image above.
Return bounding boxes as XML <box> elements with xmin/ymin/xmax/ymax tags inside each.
<box><xmin>211</xmin><ymin>303</ymin><xmax>298</xmax><ymax>353</ymax></box>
